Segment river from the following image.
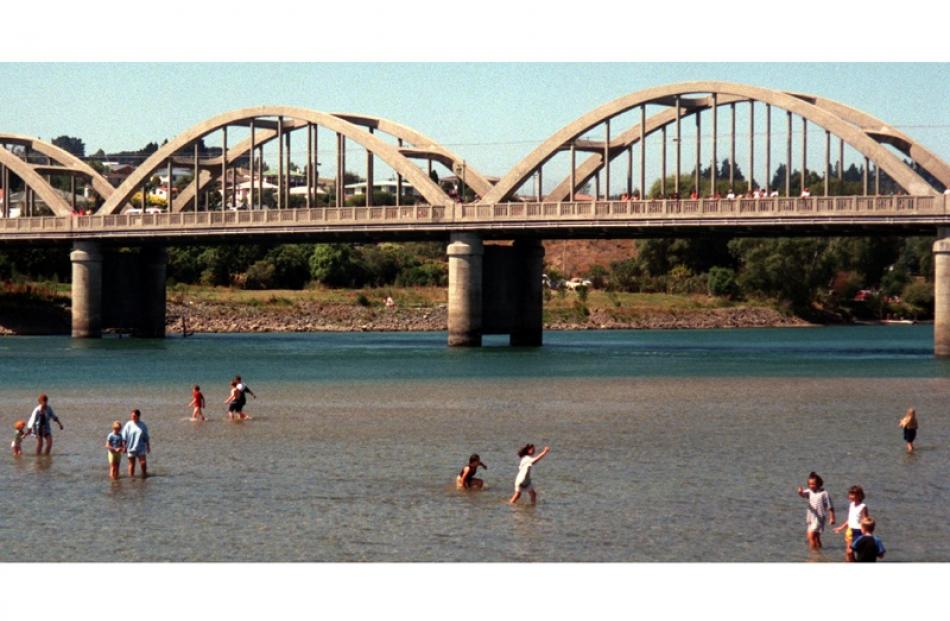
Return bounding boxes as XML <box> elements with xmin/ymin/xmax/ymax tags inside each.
<box><xmin>0</xmin><ymin>325</ymin><xmax>946</xmax><ymax>561</ymax></box>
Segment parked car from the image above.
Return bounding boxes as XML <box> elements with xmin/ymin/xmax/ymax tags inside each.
<box><xmin>565</xmin><ymin>277</ymin><xmax>593</xmax><ymax>290</ymax></box>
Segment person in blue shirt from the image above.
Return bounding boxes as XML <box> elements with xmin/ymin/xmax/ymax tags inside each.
<box><xmin>104</xmin><ymin>420</ymin><xmax>125</xmax><ymax>480</ymax></box>
<box><xmin>851</xmin><ymin>516</ymin><xmax>886</xmax><ymax>562</ymax></box>
<box><xmin>121</xmin><ymin>409</ymin><xmax>150</xmax><ymax>479</ymax></box>
<box><xmin>25</xmin><ymin>393</ymin><xmax>63</xmax><ymax>455</ymax></box>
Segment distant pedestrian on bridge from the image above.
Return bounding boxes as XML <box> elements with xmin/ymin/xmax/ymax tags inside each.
<box><xmin>25</xmin><ymin>393</ymin><xmax>63</xmax><ymax>455</ymax></box>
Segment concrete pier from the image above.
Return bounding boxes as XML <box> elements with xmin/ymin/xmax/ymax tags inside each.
<box><xmin>70</xmin><ymin>241</ymin><xmax>103</xmax><ymax>338</ymax></box>
<box><xmin>510</xmin><ymin>239</ymin><xmax>545</xmax><ymax>347</ymax></box>
<box><xmin>136</xmin><ymin>246</ymin><xmax>168</xmax><ymax>338</ymax></box>
<box><xmin>934</xmin><ymin>228</ymin><xmax>950</xmax><ymax>357</ymax></box>
<box><xmin>447</xmin><ymin>233</ymin><xmax>483</xmax><ymax>346</ymax></box>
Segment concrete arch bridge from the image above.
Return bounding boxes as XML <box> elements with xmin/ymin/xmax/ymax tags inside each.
<box><xmin>1</xmin><ymin>83</ymin><xmax>949</xmax><ymax>354</ymax></box>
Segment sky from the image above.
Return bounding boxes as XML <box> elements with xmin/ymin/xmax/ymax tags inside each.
<box><xmin>1</xmin><ymin>63</ymin><xmax>947</xmax><ymax>196</ymax></box>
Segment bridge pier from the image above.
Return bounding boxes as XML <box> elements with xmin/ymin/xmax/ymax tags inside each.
<box><xmin>510</xmin><ymin>239</ymin><xmax>545</xmax><ymax>347</ymax></box>
<box><xmin>71</xmin><ymin>244</ymin><xmax>168</xmax><ymax>339</ymax></box>
<box><xmin>934</xmin><ymin>228</ymin><xmax>950</xmax><ymax>357</ymax></box>
<box><xmin>135</xmin><ymin>246</ymin><xmax>168</xmax><ymax>338</ymax></box>
<box><xmin>447</xmin><ymin>233</ymin><xmax>483</xmax><ymax>347</ymax></box>
<box><xmin>70</xmin><ymin>241</ymin><xmax>103</xmax><ymax>338</ymax></box>
<box><xmin>447</xmin><ymin>235</ymin><xmax>545</xmax><ymax>347</ymax></box>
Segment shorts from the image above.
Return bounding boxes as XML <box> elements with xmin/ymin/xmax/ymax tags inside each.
<box><xmin>108</xmin><ymin>450</ymin><xmax>122</xmax><ymax>465</ymax></box>
<box><xmin>515</xmin><ymin>480</ymin><xmax>534</xmax><ymax>494</ymax></box>
<box><xmin>806</xmin><ymin>517</ymin><xmax>826</xmax><ymax>533</ymax></box>
<box><xmin>35</xmin><ymin>426</ymin><xmax>51</xmax><ymax>438</ymax></box>
<box><xmin>228</xmin><ymin>402</ymin><xmax>242</xmax><ymax>413</ymax></box>
<box><xmin>903</xmin><ymin>427</ymin><xmax>917</xmax><ymax>443</ymax></box>
<box><xmin>845</xmin><ymin>526</ymin><xmax>859</xmax><ymax>547</ymax></box>
<box><xmin>127</xmin><ymin>451</ymin><xmax>147</xmax><ymax>461</ymax></box>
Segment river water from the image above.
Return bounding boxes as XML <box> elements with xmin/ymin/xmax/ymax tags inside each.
<box><xmin>0</xmin><ymin>326</ymin><xmax>947</xmax><ymax>562</ymax></box>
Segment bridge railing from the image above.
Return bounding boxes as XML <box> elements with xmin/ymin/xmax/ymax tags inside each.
<box><xmin>466</xmin><ymin>195</ymin><xmax>943</xmax><ymax>221</ymax></box>
<box><xmin>0</xmin><ymin>196</ymin><xmax>944</xmax><ymax>237</ymax></box>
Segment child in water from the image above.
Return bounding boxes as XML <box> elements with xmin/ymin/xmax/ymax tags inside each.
<box><xmin>509</xmin><ymin>444</ymin><xmax>551</xmax><ymax>504</ymax></box>
<box><xmin>104</xmin><ymin>421</ymin><xmax>125</xmax><ymax>480</ymax></box>
<box><xmin>851</xmin><ymin>516</ymin><xmax>886</xmax><ymax>562</ymax></box>
<box><xmin>11</xmin><ymin>420</ymin><xmax>26</xmax><ymax>456</ymax></box>
<box><xmin>190</xmin><ymin>385</ymin><xmax>206</xmax><ymax>421</ymax></box>
<box><xmin>899</xmin><ymin>407</ymin><xmax>918</xmax><ymax>453</ymax></box>
<box><xmin>456</xmin><ymin>453</ymin><xmax>487</xmax><ymax>490</ymax></box>
<box><xmin>833</xmin><ymin>485</ymin><xmax>869</xmax><ymax>561</ymax></box>
<box><xmin>796</xmin><ymin>471</ymin><xmax>836</xmax><ymax>550</ymax></box>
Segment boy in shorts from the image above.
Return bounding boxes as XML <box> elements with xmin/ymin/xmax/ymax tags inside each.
<box><xmin>105</xmin><ymin>421</ymin><xmax>125</xmax><ymax>480</ymax></box>
<box><xmin>851</xmin><ymin>517</ymin><xmax>886</xmax><ymax>562</ymax></box>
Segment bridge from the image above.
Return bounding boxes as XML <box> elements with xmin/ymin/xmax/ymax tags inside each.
<box><xmin>1</xmin><ymin>81</ymin><xmax>949</xmax><ymax>354</ymax></box>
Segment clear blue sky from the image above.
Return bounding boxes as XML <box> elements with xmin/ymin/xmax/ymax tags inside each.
<box><xmin>1</xmin><ymin>63</ymin><xmax>947</xmax><ymax>192</ymax></box>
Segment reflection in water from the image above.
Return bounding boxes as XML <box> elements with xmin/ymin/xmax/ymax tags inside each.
<box><xmin>0</xmin><ymin>328</ymin><xmax>947</xmax><ymax>561</ymax></box>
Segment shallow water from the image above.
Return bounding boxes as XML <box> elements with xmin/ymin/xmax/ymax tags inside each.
<box><xmin>0</xmin><ymin>326</ymin><xmax>947</xmax><ymax>561</ymax></box>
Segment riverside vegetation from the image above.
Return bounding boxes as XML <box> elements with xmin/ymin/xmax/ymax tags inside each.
<box><xmin>0</xmin><ymin>234</ymin><xmax>936</xmax><ymax>335</ymax></box>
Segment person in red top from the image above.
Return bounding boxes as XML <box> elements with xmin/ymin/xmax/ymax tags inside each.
<box><xmin>189</xmin><ymin>385</ymin><xmax>206</xmax><ymax>421</ymax></box>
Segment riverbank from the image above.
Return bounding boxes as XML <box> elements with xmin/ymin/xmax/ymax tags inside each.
<box><xmin>164</xmin><ymin>286</ymin><xmax>810</xmax><ymax>334</ymax></box>
<box><xmin>0</xmin><ymin>282</ymin><xmax>810</xmax><ymax>335</ymax></box>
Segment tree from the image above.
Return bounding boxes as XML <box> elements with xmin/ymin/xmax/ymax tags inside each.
<box><xmin>52</xmin><ymin>135</ymin><xmax>85</xmax><ymax>158</ymax></box>
<box><xmin>707</xmin><ymin>266</ymin><xmax>738</xmax><ymax>298</ymax></box>
<box><xmin>309</xmin><ymin>244</ymin><xmax>367</xmax><ymax>288</ymax></box>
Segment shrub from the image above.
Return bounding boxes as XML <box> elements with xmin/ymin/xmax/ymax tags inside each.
<box><xmin>901</xmin><ymin>281</ymin><xmax>934</xmax><ymax>315</ymax></box>
<box><xmin>266</xmin><ymin>244</ymin><xmax>312</xmax><ymax>289</ymax></box>
<box><xmin>244</xmin><ymin>260</ymin><xmax>276</xmax><ymax>290</ymax></box>
<box><xmin>586</xmin><ymin>264</ymin><xmax>609</xmax><ymax>289</ymax></box>
<box><xmin>309</xmin><ymin>244</ymin><xmax>367</xmax><ymax>288</ymax></box>
<box><xmin>608</xmin><ymin>258</ymin><xmax>643</xmax><ymax>292</ymax></box>
<box><xmin>707</xmin><ymin>266</ymin><xmax>739</xmax><ymax>298</ymax></box>
<box><xmin>355</xmin><ymin>293</ymin><xmax>370</xmax><ymax>307</ymax></box>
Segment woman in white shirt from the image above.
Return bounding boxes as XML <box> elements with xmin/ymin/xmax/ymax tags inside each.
<box><xmin>509</xmin><ymin>443</ymin><xmax>551</xmax><ymax>504</ymax></box>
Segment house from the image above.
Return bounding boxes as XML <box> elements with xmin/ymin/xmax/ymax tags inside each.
<box><xmin>343</xmin><ymin>179</ymin><xmax>418</xmax><ymax>199</ymax></box>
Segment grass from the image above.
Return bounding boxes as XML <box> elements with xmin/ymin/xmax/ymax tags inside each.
<box><xmin>167</xmin><ymin>283</ymin><xmax>448</xmax><ymax>308</ymax></box>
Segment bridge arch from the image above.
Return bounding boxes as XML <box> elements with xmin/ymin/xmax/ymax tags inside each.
<box><xmin>0</xmin><ymin>133</ymin><xmax>115</xmax><ymax>216</ymax></box>
<box><xmin>480</xmin><ymin>81</ymin><xmax>939</xmax><ymax>203</ymax></box>
<box><xmin>167</xmin><ymin>112</ymin><xmax>493</xmax><ymax>213</ymax></box>
<box><xmin>99</xmin><ymin>106</ymin><xmax>457</xmax><ymax>215</ymax></box>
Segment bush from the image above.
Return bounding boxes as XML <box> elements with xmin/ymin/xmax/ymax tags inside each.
<box><xmin>309</xmin><ymin>244</ymin><xmax>367</xmax><ymax>288</ymax></box>
<box><xmin>608</xmin><ymin>258</ymin><xmax>643</xmax><ymax>292</ymax></box>
<box><xmin>355</xmin><ymin>293</ymin><xmax>370</xmax><ymax>307</ymax></box>
<box><xmin>666</xmin><ymin>265</ymin><xmax>694</xmax><ymax>294</ymax></box>
<box><xmin>576</xmin><ymin>285</ymin><xmax>589</xmax><ymax>302</ymax></box>
<box><xmin>707</xmin><ymin>266</ymin><xmax>739</xmax><ymax>298</ymax></box>
<box><xmin>245</xmin><ymin>260</ymin><xmax>276</xmax><ymax>290</ymax></box>
<box><xmin>586</xmin><ymin>264</ymin><xmax>609</xmax><ymax>289</ymax></box>
<box><xmin>395</xmin><ymin>262</ymin><xmax>447</xmax><ymax>287</ymax></box>
<box><xmin>265</xmin><ymin>244</ymin><xmax>312</xmax><ymax>289</ymax></box>
<box><xmin>901</xmin><ymin>281</ymin><xmax>934</xmax><ymax>315</ymax></box>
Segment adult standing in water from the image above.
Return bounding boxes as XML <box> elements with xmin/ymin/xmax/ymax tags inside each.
<box><xmin>25</xmin><ymin>394</ymin><xmax>63</xmax><ymax>455</ymax></box>
<box><xmin>233</xmin><ymin>375</ymin><xmax>256</xmax><ymax>420</ymax></box>
<box><xmin>122</xmin><ymin>409</ymin><xmax>150</xmax><ymax>479</ymax></box>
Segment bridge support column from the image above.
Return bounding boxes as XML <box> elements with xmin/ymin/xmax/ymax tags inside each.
<box><xmin>447</xmin><ymin>233</ymin><xmax>483</xmax><ymax>347</ymax></box>
<box><xmin>934</xmin><ymin>228</ymin><xmax>950</xmax><ymax>357</ymax></box>
<box><xmin>70</xmin><ymin>241</ymin><xmax>102</xmax><ymax>338</ymax></box>
<box><xmin>510</xmin><ymin>239</ymin><xmax>545</xmax><ymax>347</ymax></box>
<box><xmin>135</xmin><ymin>246</ymin><xmax>168</xmax><ymax>338</ymax></box>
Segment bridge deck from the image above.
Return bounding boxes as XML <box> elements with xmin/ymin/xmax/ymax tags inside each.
<box><xmin>0</xmin><ymin>196</ymin><xmax>946</xmax><ymax>245</ymax></box>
